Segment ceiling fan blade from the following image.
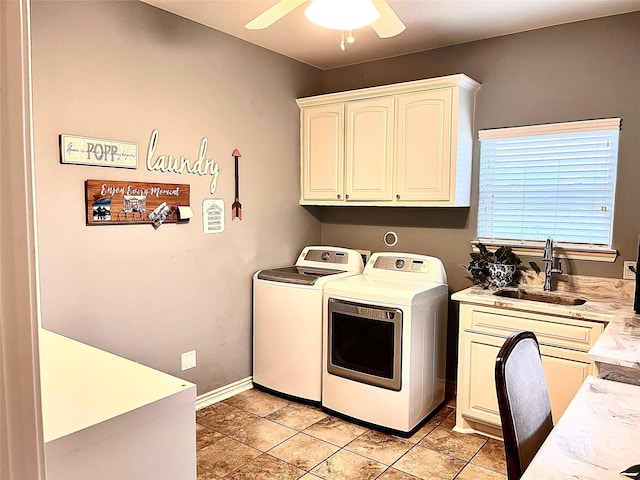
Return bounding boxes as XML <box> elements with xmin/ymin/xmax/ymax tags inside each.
<box><xmin>245</xmin><ymin>0</ymin><xmax>308</xmax><ymax>30</ymax></box>
<box><xmin>371</xmin><ymin>0</ymin><xmax>406</xmax><ymax>38</ymax></box>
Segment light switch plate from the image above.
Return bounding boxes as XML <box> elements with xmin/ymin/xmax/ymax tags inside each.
<box><xmin>623</xmin><ymin>261</ymin><xmax>636</xmax><ymax>280</ymax></box>
<box><xmin>181</xmin><ymin>350</ymin><xmax>196</xmax><ymax>370</ymax></box>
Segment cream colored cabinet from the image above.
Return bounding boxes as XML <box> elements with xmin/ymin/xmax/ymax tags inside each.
<box><xmin>300</xmin><ymin>103</ymin><xmax>344</xmax><ymax>201</ymax></box>
<box><xmin>345</xmin><ymin>97</ymin><xmax>394</xmax><ymax>201</ymax></box>
<box><xmin>300</xmin><ymin>99</ymin><xmax>393</xmax><ymax>202</ymax></box>
<box><xmin>395</xmin><ymin>88</ymin><xmax>452</xmax><ymax>201</ymax></box>
<box><xmin>455</xmin><ymin>303</ymin><xmax>604</xmax><ymax>439</ymax></box>
<box><xmin>297</xmin><ymin>74</ymin><xmax>480</xmax><ymax>206</ymax></box>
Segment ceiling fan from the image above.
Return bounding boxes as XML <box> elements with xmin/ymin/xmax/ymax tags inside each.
<box><xmin>245</xmin><ymin>0</ymin><xmax>406</xmax><ymax>39</ymax></box>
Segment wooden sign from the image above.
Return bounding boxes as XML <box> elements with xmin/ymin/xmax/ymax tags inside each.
<box><xmin>61</xmin><ymin>134</ymin><xmax>138</xmax><ymax>169</ymax></box>
<box><xmin>85</xmin><ymin>180</ymin><xmax>190</xmax><ymax>226</ymax></box>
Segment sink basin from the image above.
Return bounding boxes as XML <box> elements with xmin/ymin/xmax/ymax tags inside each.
<box><xmin>494</xmin><ymin>289</ymin><xmax>587</xmax><ymax>306</ymax></box>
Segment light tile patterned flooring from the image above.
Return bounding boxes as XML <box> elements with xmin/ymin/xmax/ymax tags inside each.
<box><xmin>196</xmin><ymin>388</ymin><xmax>506</xmax><ymax>480</ymax></box>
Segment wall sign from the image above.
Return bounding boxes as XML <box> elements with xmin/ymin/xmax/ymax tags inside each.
<box><xmin>203</xmin><ymin>199</ymin><xmax>225</xmax><ymax>234</ymax></box>
<box><xmin>60</xmin><ymin>134</ymin><xmax>137</xmax><ymax>169</ymax></box>
<box><xmin>85</xmin><ymin>179</ymin><xmax>190</xmax><ymax>226</ymax></box>
<box><xmin>146</xmin><ymin>129</ymin><xmax>221</xmax><ymax>194</ymax></box>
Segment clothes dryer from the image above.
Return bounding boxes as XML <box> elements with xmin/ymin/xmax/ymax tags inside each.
<box><xmin>322</xmin><ymin>252</ymin><xmax>448</xmax><ymax>434</ymax></box>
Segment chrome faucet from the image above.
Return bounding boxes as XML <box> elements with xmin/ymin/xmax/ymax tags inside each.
<box><xmin>543</xmin><ymin>238</ymin><xmax>563</xmax><ymax>291</ymax></box>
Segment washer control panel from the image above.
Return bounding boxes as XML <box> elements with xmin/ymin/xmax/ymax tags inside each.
<box><xmin>303</xmin><ymin>249</ymin><xmax>348</xmax><ymax>264</ymax></box>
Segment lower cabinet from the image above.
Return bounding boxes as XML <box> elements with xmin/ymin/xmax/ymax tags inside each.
<box><xmin>455</xmin><ymin>303</ymin><xmax>604</xmax><ymax>438</ymax></box>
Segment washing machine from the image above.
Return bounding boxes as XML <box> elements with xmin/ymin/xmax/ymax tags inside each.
<box><xmin>253</xmin><ymin>246</ymin><xmax>364</xmax><ymax>403</ymax></box>
<box><xmin>321</xmin><ymin>252</ymin><xmax>448</xmax><ymax>434</ymax></box>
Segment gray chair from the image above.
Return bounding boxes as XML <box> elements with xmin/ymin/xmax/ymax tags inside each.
<box><xmin>495</xmin><ymin>331</ymin><xmax>554</xmax><ymax>480</ymax></box>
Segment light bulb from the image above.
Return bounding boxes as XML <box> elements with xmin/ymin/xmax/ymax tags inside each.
<box><xmin>305</xmin><ymin>0</ymin><xmax>380</xmax><ymax>31</ymax></box>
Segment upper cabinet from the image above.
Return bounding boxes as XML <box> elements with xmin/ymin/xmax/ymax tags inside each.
<box><xmin>300</xmin><ymin>104</ymin><xmax>344</xmax><ymax>201</ymax></box>
<box><xmin>297</xmin><ymin>74</ymin><xmax>481</xmax><ymax>207</ymax></box>
<box><xmin>395</xmin><ymin>88</ymin><xmax>452</xmax><ymax>202</ymax></box>
<box><xmin>345</xmin><ymin>97</ymin><xmax>395</xmax><ymax>202</ymax></box>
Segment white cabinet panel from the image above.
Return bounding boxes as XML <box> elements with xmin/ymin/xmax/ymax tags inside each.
<box><xmin>395</xmin><ymin>89</ymin><xmax>452</xmax><ymax>201</ymax></box>
<box><xmin>40</xmin><ymin>329</ymin><xmax>196</xmax><ymax>480</ymax></box>
<box><xmin>345</xmin><ymin>97</ymin><xmax>394</xmax><ymax>201</ymax></box>
<box><xmin>301</xmin><ymin>104</ymin><xmax>344</xmax><ymax>201</ymax></box>
<box><xmin>542</xmin><ymin>353</ymin><xmax>593</xmax><ymax>422</ymax></box>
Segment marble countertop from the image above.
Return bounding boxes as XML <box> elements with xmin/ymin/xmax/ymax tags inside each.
<box><xmin>451</xmin><ymin>273</ymin><xmax>640</xmax><ymax>370</ymax></box>
<box><xmin>521</xmin><ymin>375</ymin><xmax>640</xmax><ymax>480</ymax></box>
<box><xmin>589</xmin><ymin>314</ymin><xmax>640</xmax><ymax>368</ymax></box>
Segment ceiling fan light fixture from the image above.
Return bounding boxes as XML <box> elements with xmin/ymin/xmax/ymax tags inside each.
<box><xmin>305</xmin><ymin>0</ymin><xmax>380</xmax><ymax>31</ymax></box>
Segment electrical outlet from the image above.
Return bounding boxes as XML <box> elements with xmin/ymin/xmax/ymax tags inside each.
<box><xmin>623</xmin><ymin>261</ymin><xmax>636</xmax><ymax>280</ymax></box>
<box><xmin>181</xmin><ymin>350</ymin><xmax>196</xmax><ymax>370</ymax></box>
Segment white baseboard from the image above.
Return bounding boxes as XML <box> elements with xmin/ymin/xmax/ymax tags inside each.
<box><xmin>196</xmin><ymin>376</ymin><xmax>456</xmax><ymax>410</ymax></box>
<box><xmin>196</xmin><ymin>376</ymin><xmax>253</xmax><ymax>411</ymax></box>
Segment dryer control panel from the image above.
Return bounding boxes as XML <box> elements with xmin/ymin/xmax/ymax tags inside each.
<box><xmin>365</xmin><ymin>252</ymin><xmax>447</xmax><ymax>284</ymax></box>
<box><xmin>372</xmin><ymin>255</ymin><xmax>431</xmax><ymax>273</ymax></box>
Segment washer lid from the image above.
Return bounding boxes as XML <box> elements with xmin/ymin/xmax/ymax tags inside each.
<box><xmin>257</xmin><ymin>266</ymin><xmax>344</xmax><ymax>285</ymax></box>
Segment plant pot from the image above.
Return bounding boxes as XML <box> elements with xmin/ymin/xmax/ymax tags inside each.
<box><xmin>488</xmin><ymin>263</ymin><xmax>517</xmax><ymax>288</ymax></box>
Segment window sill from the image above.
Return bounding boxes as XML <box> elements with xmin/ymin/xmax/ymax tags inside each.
<box><xmin>473</xmin><ymin>240</ymin><xmax>618</xmax><ymax>263</ymax></box>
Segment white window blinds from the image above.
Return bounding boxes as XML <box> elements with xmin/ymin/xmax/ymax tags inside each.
<box><xmin>478</xmin><ymin>118</ymin><xmax>620</xmax><ymax>248</ymax></box>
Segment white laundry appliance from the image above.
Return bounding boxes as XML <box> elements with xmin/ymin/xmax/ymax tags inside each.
<box><xmin>322</xmin><ymin>252</ymin><xmax>448</xmax><ymax>435</ymax></box>
<box><xmin>253</xmin><ymin>246</ymin><xmax>364</xmax><ymax>403</ymax></box>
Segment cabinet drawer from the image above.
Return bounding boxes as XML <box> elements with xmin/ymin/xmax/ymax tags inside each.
<box><xmin>462</xmin><ymin>304</ymin><xmax>604</xmax><ymax>352</ymax></box>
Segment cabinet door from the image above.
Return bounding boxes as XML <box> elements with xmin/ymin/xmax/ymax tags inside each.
<box><xmin>460</xmin><ymin>332</ymin><xmax>594</xmax><ymax>429</ymax></box>
<box><xmin>301</xmin><ymin>104</ymin><xmax>344</xmax><ymax>202</ymax></box>
<box><xmin>395</xmin><ymin>88</ymin><xmax>452</xmax><ymax>201</ymax></box>
<box><xmin>345</xmin><ymin>97</ymin><xmax>394</xmax><ymax>201</ymax></box>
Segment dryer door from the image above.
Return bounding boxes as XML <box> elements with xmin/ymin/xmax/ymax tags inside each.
<box><xmin>327</xmin><ymin>298</ymin><xmax>402</xmax><ymax>391</ymax></box>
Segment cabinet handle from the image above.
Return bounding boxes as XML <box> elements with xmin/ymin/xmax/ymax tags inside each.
<box><xmin>337</xmin><ymin>194</ymin><xmax>341</xmax><ymax>199</ymax></box>
<box><xmin>345</xmin><ymin>194</ymin><xmax>350</xmax><ymax>200</ymax></box>
<box><xmin>396</xmin><ymin>194</ymin><xmax>400</xmax><ymax>200</ymax></box>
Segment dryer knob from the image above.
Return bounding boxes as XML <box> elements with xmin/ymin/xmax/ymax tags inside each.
<box><xmin>322</xmin><ymin>252</ymin><xmax>330</xmax><ymax>261</ymax></box>
<box><xmin>395</xmin><ymin>259</ymin><xmax>405</xmax><ymax>269</ymax></box>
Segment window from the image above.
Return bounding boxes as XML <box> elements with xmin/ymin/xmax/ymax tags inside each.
<box><xmin>478</xmin><ymin>118</ymin><xmax>620</xmax><ymax>260</ymax></box>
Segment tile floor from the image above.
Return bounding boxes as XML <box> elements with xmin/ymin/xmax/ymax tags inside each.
<box><xmin>196</xmin><ymin>388</ymin><xmax>506</xmax><ymax>480</ymax></box>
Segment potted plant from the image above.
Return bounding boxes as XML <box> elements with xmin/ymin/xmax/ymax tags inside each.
<box><xmin>462</xmin><ymin>243</ymin><xmax>539</xmax><ymax>288</ymax></box>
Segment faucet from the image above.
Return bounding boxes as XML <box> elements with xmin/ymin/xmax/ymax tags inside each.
<box><xmin>543</xmin><ymin>238</ymin><xmax>563</xmax><ymax>291</ymax></box>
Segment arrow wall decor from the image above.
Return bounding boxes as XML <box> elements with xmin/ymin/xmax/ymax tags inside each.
<box><xmin>232</xmin><ymin>149</ymin><xmax>242</xmax><ymax>220</ymax></box>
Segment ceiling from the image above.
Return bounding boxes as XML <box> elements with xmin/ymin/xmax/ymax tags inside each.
<box><xmin>141</xmin><ymin>0</ymin><xmax>640</xmax><ymax>70</ymax></box>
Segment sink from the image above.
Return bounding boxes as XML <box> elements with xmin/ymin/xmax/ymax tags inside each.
<box><xmin>494</xmin><ymin>289</ymin><xmax>587</xmax><ymax>306</ymax></box>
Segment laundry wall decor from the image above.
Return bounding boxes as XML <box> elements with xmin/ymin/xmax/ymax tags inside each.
<box><xmin>60</xmin><ymin>134</ymin><xmax>138</xmax><ymax>169</ymax></box>
<box><xmin>146</xmin><ymin>129</ymin><xmax>221</xmax><ymax>194</ymax></box>
<box><xmin>85</xmin><ymin>179</ymin><xmax>190</xmax><ymax>226</ymax></box>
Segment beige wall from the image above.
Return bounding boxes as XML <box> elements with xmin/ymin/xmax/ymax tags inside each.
<box><xmin>318</xmin><ymin>13</ymin><xmax>640</xmax><ymax>382</ymax></box>
<box><xmin>30</xmin><ymin>0</ymin><xmax>322</xmax><ymax>394</ymax></box>
<box><xmin>320</xmin><ymin>12</ymin><xmax>640</xmax><ymax>293</ymax></box>
<box><xmin>29</xmin><ymin>3</ymin><xmax>640</xmax><ymax>394</ymax></box>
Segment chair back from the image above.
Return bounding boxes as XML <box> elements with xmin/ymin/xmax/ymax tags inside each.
<box><xmin>495</xmin><ymin>331</ymin><xmax>553</xmax><ymax>480</ymax></box>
